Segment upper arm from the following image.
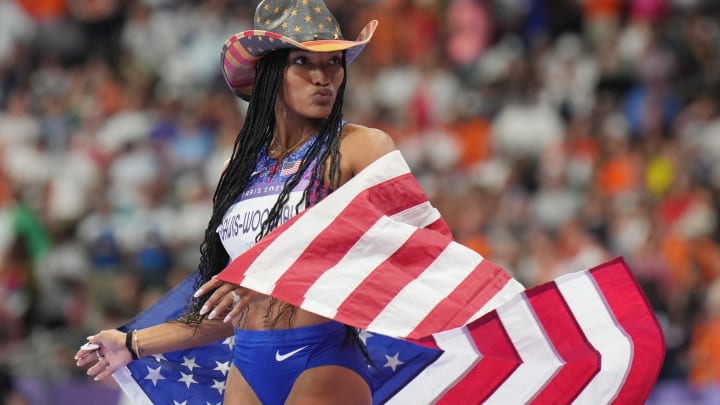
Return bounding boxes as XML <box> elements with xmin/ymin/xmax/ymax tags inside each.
<box><xmin>340</xmin><ymin>124</ymin><xmax>397</xmax><ymax>179</ymax></box>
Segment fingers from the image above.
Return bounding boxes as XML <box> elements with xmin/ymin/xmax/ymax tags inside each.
<box><xmin>223</xmin><ymin>290</ymin><xmax>255</xmax><ymax>323</ymax></box>
<box><xmin>86</xmin><ymin>352</ymin><xmax>106</xmax><ymax>377</ymax></box>
<box><xmin>206</xmin><ymin>288</ymin><xmax>236</xmax><ymax>320</ymax></box>
<box><xmin>75</xmin><ymin>330</ymin><xmax>131</xmax><ymax>382</ymax></box>
<box><xmin>199</xmin><ymin>282</ymin><xmax>236</xmax><ymax>318</ymax></box>
<box><xmin>193</xmin><ymin>276</ymin><xmax>223</xmax><ymax>298</ymax></box>
<box><xmin>86</xmin><ymin>353</ymin><xmax>116</xmax><ymax>381</ymax></box>
<box><xmin>74</xmin><ymin>336</ymin><xmax>99</xmax><ymax>365</ymax></box>
<box><xmin>223</xmin><ymin>292</ymin><xmax>242</xmax><ymax>323</ymax></box>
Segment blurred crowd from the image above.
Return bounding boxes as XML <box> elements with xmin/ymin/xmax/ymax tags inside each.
<box><xmin>2</xmin><ymin>0</ymin><xmax>720</xmax><ymax>403</ymax></box>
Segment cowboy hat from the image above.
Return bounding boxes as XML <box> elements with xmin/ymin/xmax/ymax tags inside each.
<box><xmin>221</xmin><ymin>0</ymin><xmax>377</xmax><ymax>100</ymax></box>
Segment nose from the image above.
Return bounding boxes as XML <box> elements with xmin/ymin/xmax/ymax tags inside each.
<box><xmin>310</xmin><ymin>66</ymin><xmax>330</xmax><ymax>86</ymax></box>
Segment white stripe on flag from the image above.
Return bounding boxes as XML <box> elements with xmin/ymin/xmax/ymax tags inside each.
<box><xmin>390</xmin><ymin>201</ymin><xmax>442</xmax><ymax>229</ymax></box>
<box><xmin>387</xmin><ymin>327</ymin><xmax>481</xmax><ymax>404</ymax></box>
<box><xmin>301</xmin><ymin>216</ymin><xmax>416</xmax><ymax>316</ymax></box>
<box><xmin>469</xmin><ymin>278</ymin><xmax>525</xmax><ymax>323</ymax></box>
<box><xmin>484</xmin><ymin>294</ymin><xmax>564</xmax><ymax>404</ymax></box>
<box><xmin>113</xmin><ymin>367</ymin><xmax>153</xmax><ymax>405</ymax></box>
<box><xmin>367</xmin><ymin>241</ymin><xmax>483</xmax><ymax>337</ymax></box>
<box><xmin>242</xmin><ymin>151</ymin><xmax>410</xmax><ymax>293</ymax></box>
<box><xmin>557</xmin><ymin>271</ymin><xmax>632</xmax><ymax>405</ymax></box>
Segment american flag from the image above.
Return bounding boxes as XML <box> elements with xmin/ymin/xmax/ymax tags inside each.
<box><xmin>280</xmin><ymin>159</ymin><xmax>301</xmax><ymax>176</ymax></box>
<box><xmin>112</xmin><ymin>151</ymin><xmax>664</xmax><ymax>404</ymax></box>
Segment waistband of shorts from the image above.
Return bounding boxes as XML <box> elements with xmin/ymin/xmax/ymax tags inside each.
<box><xmin>234</xmin><ymin>320</ymin><xmax>347</xmax><ymax>346</ymax></box>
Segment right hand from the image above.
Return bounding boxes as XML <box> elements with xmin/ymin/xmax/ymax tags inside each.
<box><xmin>74</xmin><ymin>329</ymin><xmax>133</xmax><ymax>381</ymax></box>
<box><xmin>194</xmin><ymin>276</ymin><xmax>265</xmax><ymax>325</ymax></box>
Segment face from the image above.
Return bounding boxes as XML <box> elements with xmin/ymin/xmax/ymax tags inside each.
<box><xmin>276</xmin><ymin>50</ymin><xmax>345</xmax><ymax>120</ymax></box>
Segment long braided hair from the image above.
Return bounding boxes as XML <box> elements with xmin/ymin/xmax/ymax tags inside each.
<box><xmin>178</xmin><ymin>49</ymin><xmax>346</xmax><ymax>326</ymax></box>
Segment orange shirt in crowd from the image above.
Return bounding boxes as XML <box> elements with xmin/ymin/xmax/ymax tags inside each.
<box><xmin>690</xmin><ymin>318</ymin><xmax>720</xmax><ymax>385</ymax></box>
<box><xmin>448</xmin><ymin>118</ymin><xmax>491</xmax><ymax>169</ymax></box>
<box><xmin>584</xmin><ymin>0</ymin><xmax>622</xmax><ymax>20</ymax></box>
<box><xmin>661</xmin><ymin>234</ymin><xmax>720</xmax><ymax>293</ymax></box>
<box><xmin>15</xmin><ymin>0</ymin><xmax>66</xmax><ymax>20</ymax></box>
<box><xmin>596</xmin><ymin>153</ymin><xmax>640</xmax><ymax>197</ymax></box>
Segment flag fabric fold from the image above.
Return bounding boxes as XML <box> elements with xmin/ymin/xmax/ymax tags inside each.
<box><xmin>112</xmin><ymin>150</ymin><xmax>664</xmax><ymax>404</ymax></box>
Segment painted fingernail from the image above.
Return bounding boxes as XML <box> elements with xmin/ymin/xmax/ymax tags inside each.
<box><xmin>208</xmin><ymin>310</ymin><xmax>217</xmax><ymax>320</ymax></box>
<box><xmin>223</xmin><ymin>315</ymin><xmax>231</xmax><ymax>323</ymax></box>
<box><xmin>193</xmin><ymin>289</ymin><xmax>202</xmax><ymax>298</ymax></box>
<box><xmin>199</xmin><ymin>305</ymin><xmax>208</xmax><ymax>315</ymax></box>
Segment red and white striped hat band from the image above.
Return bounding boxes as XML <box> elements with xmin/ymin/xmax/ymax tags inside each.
<box><xmin>221</xmin><ymin>0</ymin><xmax>377</xmax><ymax>100</ymax></box>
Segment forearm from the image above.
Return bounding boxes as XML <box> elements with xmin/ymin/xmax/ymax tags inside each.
<box><xmin>133</xmin><ymin>318</ymin><xmax>234</xmax><ymax>358</ymax></box>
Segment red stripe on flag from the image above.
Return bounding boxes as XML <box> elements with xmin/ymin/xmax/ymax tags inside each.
<box><xmin>218</xmin><ymin>173</ymin><xmax>423</xmax><ymax>286</ymax></box>
<box><xmin>217</xmin><ymin>218</ymin><xmax>292</xmax><ymax>284</ymax></box>
<box><xmin>589</xmin><ymin>257</ymin><xmax>665</xmax><ymax>404</ymax></box>
<box><xmin>425</xmin><ymin>217</ymin><xmax>452</xmax><ymax>238</ymax></box>
<box><xmin>526</xmin><ymin>283</ymin><xmax>601</xmax><ymax>404</ymax></box>
<box><xmin>333</xmin><ymin>228</ymin><xmax>451</xmax><ymax>330</ymax></box>
<box><xmin>408</xmin><ymin>260</ymin><xmax>512</xmax><ymax>339</ymax></box>
<box><xmin>270</xmin><ymin>173</ymin><xmax>429</xmax><ymax>304</ymax></box>
<box><xmin>436</xmin><ymin>313</ymin><xmax>521</xmax><ymax>405</ymax></box>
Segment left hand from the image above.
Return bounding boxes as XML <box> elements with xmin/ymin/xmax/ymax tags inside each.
<box><xmin>194</xmin><ymin>276</ymin><xmax>265</xmax><ymax>324</ymax></box>
<box><xmin>74</xmin><ymin>330</ymin><xmax>131</xmax><ymax>381</ymax></box>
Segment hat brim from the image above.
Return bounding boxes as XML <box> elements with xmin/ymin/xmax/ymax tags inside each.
<box><xmin>221</xmin><ymin>20</ymin><xmax>378</xmax><ymax>100</ymax></box>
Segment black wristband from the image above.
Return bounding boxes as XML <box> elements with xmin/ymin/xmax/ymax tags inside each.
<box><xmin>125</xmin><ymin>330</ymin><xmax>139</xmax><ymax>360</ymax></box>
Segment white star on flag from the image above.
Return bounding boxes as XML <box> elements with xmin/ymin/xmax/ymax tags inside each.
<box><xmin>214</xmin><ymin>361</ymin><xmax>231</xmax><ymax>376</ymax></box>
<box><xmin>211</xmin><ymin>379</ymin><xmax>226</xmax><ymax>395</ymax></box>
<box><xmin>181</xmin><ymin>356</ymin><xmax>199</xmax><ymax>371</ymax></box>
<box><xmin>144</xmin><ymin>366</ymin><xmax>165</xmax><ymax>386</ymax></box>
<box><xmin>151</xmin><ymin>354</ymin><xmax>167</xmax><ymax>362</ymax></box>
<box><xmin>173</xmin><ymin>401</ymin><xmax>187</xmax><ymax>405</ymax></box>
<box><xmin>383</xmin><ymin>352</ymin><xmax>404</xmax><ymax>372</ymax></box>
<box><xmin>358</xmin><ymin>330</ymin><xmax>373</xmax><ymax>345</ymax></box>
<box><xmin>178</xmin><ymin>372</ymin><xmax>197</xmax><ymax>389</ymax></box>
<box><xmin>222</xmin><ymin>336</ymin><xmax>235</xmax><ymax>350</ymax></box>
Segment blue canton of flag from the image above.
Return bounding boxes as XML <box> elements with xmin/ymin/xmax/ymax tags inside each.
<box><xmin>113</xmin><ymin>272</ymin><xmax>442</xmax><ymax>405</ymax></box>
<box><xmin>114</xmin><ymin>275</ymin><xmax>231</xmax><ymax>405</ymax></box>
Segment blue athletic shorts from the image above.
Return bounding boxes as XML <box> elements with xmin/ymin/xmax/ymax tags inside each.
<box><xmin>232</xmin><ymin>320</ymin><xmax>372</xmax><ymax>404</ymax></box>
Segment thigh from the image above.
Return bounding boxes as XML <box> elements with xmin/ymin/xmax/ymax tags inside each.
<box><xmin>223</xmin><ymin>364</ymin><xmax>263</xmax><ymax>405</ymax></box>
<box><xmin>285</xmin><ymin>365</ymin><xmax>372</xmax><ymax>405</ymax></box>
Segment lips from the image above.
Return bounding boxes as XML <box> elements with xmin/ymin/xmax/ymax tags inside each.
<box><xmin>313</xmin><ymin>89</ymin><xmax>332</xmax><ymax>97</ymax></box>
<box><xmin>312</xmin><ymin>88</ymin><xmax>333</xmax><ymax>103</ymax></box>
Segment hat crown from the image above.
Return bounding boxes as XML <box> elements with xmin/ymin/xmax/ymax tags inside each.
<box><xmin>253</xmin><ymin>0</ymin><xmax>344</xmax><ymax>42</ymax></box>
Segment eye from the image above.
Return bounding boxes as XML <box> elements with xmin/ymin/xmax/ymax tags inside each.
<box><xmin>328</xmin><ymin>56</ymin><xmax>343</xmax><ymax>65</ymax></box>
<box><xmin>292</xmin><ymin>55</ymin><xmax>309</xmax><ymax>65</ymax></box>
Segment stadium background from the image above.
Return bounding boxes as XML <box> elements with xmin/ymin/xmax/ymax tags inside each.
<box><xmin>1</xmin><ymin>0</ymin><xmax>720</xmax><ymax>403</ymax></box>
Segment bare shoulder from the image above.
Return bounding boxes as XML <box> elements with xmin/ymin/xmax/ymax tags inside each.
<box><xmin>340</xmin><ymin>123</ymin><xmax>397</xmax><ymax>176</ymax></box>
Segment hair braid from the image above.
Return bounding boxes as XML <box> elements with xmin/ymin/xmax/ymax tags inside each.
<box><xmin>177</xmin><ymin>50</ymin><xmax>347</xmax><ymax>326</ymax></box>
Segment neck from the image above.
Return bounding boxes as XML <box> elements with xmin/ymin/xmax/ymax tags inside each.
<box><xmin>271</xmin><ymin>114</ymin><xmax>323</xmax><ymax>158</ymax></box>
<box><xmin>269</xmin><ymin>131</ymin><xmax>313</xmax><ymax>160</ymax></box>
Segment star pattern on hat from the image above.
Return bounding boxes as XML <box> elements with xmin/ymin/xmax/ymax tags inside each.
<box><xmin>221</xmin><ymin>0</ymin><xmax>377</xmax><ymax>98</ymax></box>
<box><xmin>255</xmin><ymin>0</ymin><xmax>340</xmax><ymax>42</ymax></box>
